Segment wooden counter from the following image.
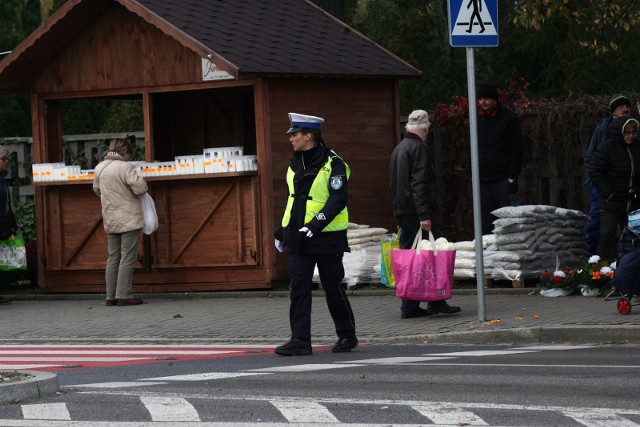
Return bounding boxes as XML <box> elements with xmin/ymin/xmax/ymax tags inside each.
<box><xmin>37</xmin><ymin>172</ymin><xmax>267</xmax><ymax>292</ymax></box>
<box><xmin>33</xmin><ymin>171</ymin><xmax>257</xmax><ymax>186</ymax></box>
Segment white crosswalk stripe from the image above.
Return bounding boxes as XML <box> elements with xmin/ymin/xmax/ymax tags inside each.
<box><xmin>73</xmin><ymin>381</ymin><xmax>167</xmax><ymax>388</ymax></box>
<box><xmin>411</xmin><ymin>404</ymin><xmax>489</xmax><ymax>425</ymax></box>
<box><xmin>250</xmin><ymin>363</ymin><xmax>364</xmax><ymax>372</ymax></box>
<box><xmin>143</xmin><ymin>372</ymin><xmax>271</xmax><ymax>381</ymax></box>
<box><xmin>21</xmin><ymin>403</ymin><xmax>70</xmax><ymax>420</ymax></box>
<box><xmin>337</xmin><ymin>356</ymin><xmax>454</xmax><ymax>364</ymax></box>
<box><xmin>562</xmin><ymin>409</ymin><xmax>640</xmax><ymax>427</ymax></box>
<box><xmin>140</xmin><ymin>396</ymin><xmax>200</xmax><ymax>422</ymax></box>
<box><xmin>428</xmin><ymin>350</ymin><xmax>535</xmax><ymax>357</ymax></box>
<box><xmin>269</xmin><ymin>400</ymin><xmax>340</xmax><ymax>423</ymax></box>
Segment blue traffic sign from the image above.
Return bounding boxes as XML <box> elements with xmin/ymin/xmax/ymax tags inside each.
<box><xmin>448</xmin><ymin>0</ymin><xmax>499</xmax><ymax>47</ymax></box>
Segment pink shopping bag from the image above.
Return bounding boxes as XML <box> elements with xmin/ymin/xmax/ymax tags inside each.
<box><xmin>392</xmin><ymin>231</ymin><xmax>455</xmax><ymax>302</ymax></box>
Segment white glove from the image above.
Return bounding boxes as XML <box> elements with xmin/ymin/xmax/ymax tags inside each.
<box><xmin>299</xmin><ymin>226</ymin><xmax>314</xmax><ymax>238</ymax></box>
<box><xmin>275</xmin><ymin>239</ymin><xmax>284</xmax><ymax>252</ymax></box>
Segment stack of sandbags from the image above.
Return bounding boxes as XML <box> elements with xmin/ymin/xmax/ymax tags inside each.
<box><xmin>313</xmin><ymin>223</ymin><xmax>388</xmax><ymax>287</ymax></box>
<box><xmin>453</xmin><ymin>235</ymin><xmax>494</xmax><ymax>279</ymax></box>
<box><xmin>486</xmin><ymin>205</ymin><xmax>589</xmax><ymax>279</ymax></box>
<box><xmin>453</xmin><ymin>205</ymin><xmax>589</xmax><ymax>280</ymax></box>
<box><xmin>346</xmin><ymin>223</ymin><xmax>390</xmax><ymax>251</ymax></box>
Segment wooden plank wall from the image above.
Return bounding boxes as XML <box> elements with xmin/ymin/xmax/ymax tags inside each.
<box><xmin>266</xmin><ymin>78</ymin><xmax>399</xmax><ymax>279</ymax></box>
<box><xmin>34</xmin><ymin>3</ymin><xmax>201</xmax><ymax>93</ymax></box>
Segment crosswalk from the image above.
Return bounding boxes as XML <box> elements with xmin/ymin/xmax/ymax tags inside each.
<box><xmin>0</xmin><ymin>344</ymin><xmax>275</xmax><ymax>371</ymax></box>
<box><xmin>1</xmin><ymin>344</ymin><xmax>639</xmax><ymax>425</ymax></box>
<box><xmin>8</xmin><ymin>393</ymin><xmax>640</xmax><ymax>426</ymax></box>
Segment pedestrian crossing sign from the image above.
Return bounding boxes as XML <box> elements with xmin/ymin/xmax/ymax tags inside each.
<box><xmin>448</xmin><ymin>0</ymin><xmax>498</xmax><ymax>47</ymax></box>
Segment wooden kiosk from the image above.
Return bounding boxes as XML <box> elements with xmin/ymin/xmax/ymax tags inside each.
<box><xmin>0</xmin><ymin>0</ymin><xmax>420</xmax><ymax>293</ymax></box>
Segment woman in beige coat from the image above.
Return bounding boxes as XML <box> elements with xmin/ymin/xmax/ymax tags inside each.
<box><xmin>93</xmin><ymin>137</ymin><xmax>148</xmax><ymax>306</ymax></box>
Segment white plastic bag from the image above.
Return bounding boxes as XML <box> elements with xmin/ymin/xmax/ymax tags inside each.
<box><xmin>579</xmin><ymin>285</ymin><xmax>600</xmax><ymax>297</ymax></box>
<box><xmin>141</xmin><ymin>193</ymin><xmax>158</xmax><ymax>235</ymax></box>
<box><xmin>539</xmin><ymin>287</ymin><xmax>573</xmax><ymax>297</ymax></box>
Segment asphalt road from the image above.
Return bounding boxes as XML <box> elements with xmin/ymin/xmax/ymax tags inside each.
<box><xmin>0</xmin><ymin>342</ymin><xmax>638</xmax><ymax>425</ymax></box>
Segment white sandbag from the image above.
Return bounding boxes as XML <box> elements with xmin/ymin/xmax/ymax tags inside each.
<box><xmin>454</xmin><ymin>241</ymin><xmax>475</xmax><ymax>251</ymax></box>
<box><xmin>454</xmin><ymin>268</ymin><xmax>477</xmax><ymax>278</ymax></box>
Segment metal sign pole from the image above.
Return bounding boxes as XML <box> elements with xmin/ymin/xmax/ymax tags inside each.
<box><xmin>466</xmin><ymin>47</ymin><xmax>486</xmax><ymax>321</ymax></box>
<box><xmin>448</xmin><ymin>0</ymin><xmax>497</xmax><ymax>322</ymax></box>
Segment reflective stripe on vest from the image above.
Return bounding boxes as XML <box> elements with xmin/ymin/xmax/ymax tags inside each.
<box><xmin>281</xmin><ymin>153</ymin><xmax>350</xmax><ymax>231</ymax></box>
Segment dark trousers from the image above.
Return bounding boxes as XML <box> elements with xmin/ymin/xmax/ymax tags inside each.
<box><xmin>598</xmin><ymin>210</ymin><xmax>627</xmax><ymax>261</ymax></box>
<box><xmin>585</xmin><ymin>186</ymin><xmax>600</xmax><ymax>255</ymax></box>
<box><xmin>396</xmin><ymin>214</ymin><xmax>445</xmax><ymax>313</ymax></box>
<box><xmin>611</xmin><ymin>229</ymin><xmax>640</xmax><ymax>295</ymax></box>
<box><xmin>480</xmin><ymin>179</ymin><xmax>510</xmax><ymax>235</ymax></box>
<box><xmin>287</xmin><ymin>253</ymin><xmax>355</xmax><ymax>342</ymax></box>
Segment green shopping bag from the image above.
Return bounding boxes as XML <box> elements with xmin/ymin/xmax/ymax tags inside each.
<box><xmin>0</xmin><ymin>235</ymin><xmax>27</xmax><ymax>271</ymax></box>
<box><xmin>380</xmin><ymin>233</ymin><xmax>399</xmax><ymax>287</ymax></box>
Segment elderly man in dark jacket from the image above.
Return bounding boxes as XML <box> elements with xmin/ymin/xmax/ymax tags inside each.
<box><xmin>389</xmin><ymin>109</ymin><xmax>460</xmax><ymax>319</ymax></box>
<box><xmin>588</xmin><ymin>116</ymin><xmax>640</xmax><ymax>260</ymax></box>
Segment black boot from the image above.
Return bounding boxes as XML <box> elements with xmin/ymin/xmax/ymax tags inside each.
<box><xmin>427</xmin><ymin>300</ymin><xmax>461</xmax><ymax>315</ymax></box>
<box><xmin>332</xmin><ymin>336</ymin><xmax>358</xmax><ymax>353</ymax></box>
<box><xmin>401</xmin><ymin>307</ymin><xmax>432</xmax><ymax>319</ymax></box>
<box><xmin>275</xmin><ymin>338</ymin><xmax>312</xmax><ymax>356</ymax></box>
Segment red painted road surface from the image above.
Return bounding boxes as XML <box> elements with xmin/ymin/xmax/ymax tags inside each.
<box><xmin>0</xmin><ymin>344</ymin><xmax>278</xmax><ymax>371</ymax></box>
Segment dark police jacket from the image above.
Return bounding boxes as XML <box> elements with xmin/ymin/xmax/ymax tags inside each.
<box><xmin>275</xmin><ymin>143</ymin><xmax>349</xmax><ymax>255</ymax></box>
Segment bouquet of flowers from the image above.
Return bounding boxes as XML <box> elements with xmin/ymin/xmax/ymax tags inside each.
<box><xmin>538</xmin><ymin>268</ymin><xmax>577</xmax><ymax>291</ymax></box>
<box><xmin>574</xmin><ymin>255</ymin><xmax>615</xmax><ymax>297</ymax></box>
<box><xmin>538</xmin><ymin>255</ymin><xmax>617</xmax><ymax>297</ymax></box>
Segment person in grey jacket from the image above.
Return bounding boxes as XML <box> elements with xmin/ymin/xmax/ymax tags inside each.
<box><xmin>389</xmin><ymin>110</ymin><xmax>460</xmax><ymax>319</ymax></box>
<box><xmin>93</xmin><ymin>137</ymin><xmax>148</xmax><ymax>306</ymax></box>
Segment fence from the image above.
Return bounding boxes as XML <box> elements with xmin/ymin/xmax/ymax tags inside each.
<box><xmin>0</xmin><ymin>95</ymin><xmax>634</xmax><ymax>239</ymax></box>
<box><xmin>427</xmin><ymin>95</ymin><xmax>625</xmax><ymax>241</ymax></box>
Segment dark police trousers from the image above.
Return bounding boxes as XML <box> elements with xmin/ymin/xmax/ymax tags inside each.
<box><xmin>287</xmin><ymin>253</ymin><xmax>356</xmax><ymax>342</ymax></box>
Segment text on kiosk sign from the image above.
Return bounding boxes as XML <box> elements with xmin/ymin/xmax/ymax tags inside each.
<box><xmin>201</xmin><ymin>58</ymin><xmax>234</xmax><ymax>81</ymax></box>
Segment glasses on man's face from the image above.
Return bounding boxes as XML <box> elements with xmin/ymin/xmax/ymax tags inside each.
<box><xmin>624</xmin><ymin>131</ymin><xmax>638</xmax><ymax>136</ymax></box>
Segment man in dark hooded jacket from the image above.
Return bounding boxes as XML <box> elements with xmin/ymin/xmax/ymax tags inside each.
<box><xmin>588</xmin><ymin>116</ymin><xmax>640</xmax><ymax>260</ymax></box>
<box><xmin>583</xmin><ymin>94</ymin><xmax>632</xmax><ymax>254</ymax></box>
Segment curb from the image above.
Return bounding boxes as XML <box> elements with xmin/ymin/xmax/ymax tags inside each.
<box><xmin>0</xmin><ymin>371</ymin><xmax>59</xmax><ymax>404</ymax></box>
<box><xmin>2</xmin><ymin>326</ymin><xmax>638</xmax><ymax>347</ymax></box>
<box><xmin>3</xmin><ymin>287</ymin><xmax>537</xmax><ymax>301</ymax></box>
<box><xmin>419</xmin><ymin>325</ymin><xmax>640</xmax><ymax>345</ymax></box>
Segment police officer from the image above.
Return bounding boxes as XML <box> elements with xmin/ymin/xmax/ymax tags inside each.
<box><xmin>274</xmin><ymin>113</ymin><xmax>357</xmax><ymax>356</ymax></box>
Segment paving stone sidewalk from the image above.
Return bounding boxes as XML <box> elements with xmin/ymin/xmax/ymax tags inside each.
<box><xmin>0</xmin><ymin>289</ymin><xmax>638</xmax><ymax>345</ymax></box>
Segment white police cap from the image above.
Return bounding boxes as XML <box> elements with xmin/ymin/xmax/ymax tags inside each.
<box><xmin>287</xmin><ymin>112</ymin><xmax>324</xmax><ymax>133</ymax></box>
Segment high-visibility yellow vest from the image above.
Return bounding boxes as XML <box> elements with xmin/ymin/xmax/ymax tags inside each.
<box><xmin>281</xmin><ymin>153</ymin><xmax>350</xmax><ymax>232</ymax></box>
